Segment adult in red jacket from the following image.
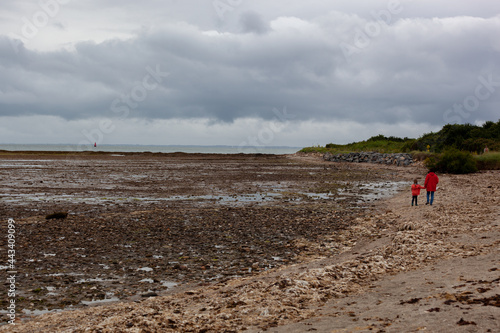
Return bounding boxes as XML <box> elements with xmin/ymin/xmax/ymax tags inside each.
<box><xmin>424</xmin><ymin>171</ymin><xmax>439</xmax><ymax>205</ymax></box>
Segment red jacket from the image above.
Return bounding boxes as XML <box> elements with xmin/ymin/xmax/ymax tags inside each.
<box><xmin>424</xmin><ymin>172</ymin><xmax>439</xmax><ymax>192</ymax></box>
<box><xmin>411</xmin><ymin>184</ymin><xmax>425</xmax><ymax>196</ymax></box>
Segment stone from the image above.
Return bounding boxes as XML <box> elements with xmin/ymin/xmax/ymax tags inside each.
<box><xmin>323</xmin><ymin>151</ymin><xmax>413</xmax><ymax>167</ymax></box>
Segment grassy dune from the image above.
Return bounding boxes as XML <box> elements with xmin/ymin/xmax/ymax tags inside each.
<box><xmin>300</xmin><ymin>139</ymin><xmax>412</xmax><ymax>154</ymax></box>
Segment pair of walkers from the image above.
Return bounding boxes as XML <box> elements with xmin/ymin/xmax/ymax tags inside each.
<box><xmin>411</xmin><ymin>171</ymin><xmax>439</xmax><ymax>206</ymax></box>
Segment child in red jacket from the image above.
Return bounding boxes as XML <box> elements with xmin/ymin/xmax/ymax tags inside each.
<box><xmin>411</xmin><ymin>178</ymin><xmax>425</xmax><ymax>206</ymax></box>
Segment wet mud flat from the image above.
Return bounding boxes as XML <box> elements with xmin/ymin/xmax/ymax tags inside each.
<box><xmin>0</xmin><ymin>152</ymin><xmax>406</xmax><ymax>321</ymax></box>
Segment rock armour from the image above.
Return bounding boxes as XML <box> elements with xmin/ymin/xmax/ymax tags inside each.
<box><xmin>323</xmin><ymin>151</ymin><xmax>413</xmax><ymax>166</ymax></box>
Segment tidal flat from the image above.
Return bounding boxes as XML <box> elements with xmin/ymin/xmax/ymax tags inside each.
<box><xmin>0</xmin><ymin>152</ymin><xmax>405</xmax><ymax>321</ymax></box>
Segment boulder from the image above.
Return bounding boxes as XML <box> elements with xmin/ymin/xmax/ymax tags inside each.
<box><xmin>323</xmin><ymin>151</ymin><xmax>413</xmax><ymax>167</ymax></box>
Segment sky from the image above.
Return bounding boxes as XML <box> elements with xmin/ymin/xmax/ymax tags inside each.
<box><xmin>1</xmin><ymin>0</ymin><xmax>499</xmax><ymax>148</ymax></box>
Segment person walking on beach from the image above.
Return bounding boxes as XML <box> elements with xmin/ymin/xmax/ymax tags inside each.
<box><xmin>411</xmin><ymin>179</ymin><xmax>425</xmax><ymax>206</ymax></box>
<box><xmin>424</xmin><ymin>170</ymin><xmax>439</xmax><ymax>205</ymax></box>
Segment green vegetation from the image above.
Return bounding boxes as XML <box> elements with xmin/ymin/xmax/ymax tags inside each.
<box><xmin>424</xmin><ymin>149</ymin><xmax>500</xmax><ymax>172</ymax></box>
<box><xmin>475</xmin><ymin>151</ymin><xmax>500</xmax><ymax>170</ymax></box>
<box><xmin>301</xmin><ymin>135</ymin><xmax>415</xmax><ymax>154</ymax></box>
<box><xmin>424</xmin><ymin>148</ymin><xmax>478</xmax><ymax>174</ymax></box>
<box><xmin>301</xmin><ymin>119</ymin><xmax>500</xmax><ymax>173</ymax></box>
<box><xmin>300</xmin><ymin>146</ymin><xmax>337</xmax><ymax>154</ymax></box>
<box><xmin>404</xmin><ymin>120</ymin><xmax>500</xmax><ymax>153</ymax></box>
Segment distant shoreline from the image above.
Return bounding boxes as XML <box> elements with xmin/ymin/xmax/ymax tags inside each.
<box><xmin>0</xmin><ymin>150</ymin><xmax>298</xmax><ymax>157</ymax></box>
<box><xmin>0</xmin><ymin>144</ymin><xmax>302</xmax><ymax>155</ymax></box>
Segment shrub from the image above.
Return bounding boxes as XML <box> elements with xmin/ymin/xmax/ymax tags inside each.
<box><xmin>475</xmin><ymin>151</ymin><xmax>500</xmax><ymax>170</ymax></box>
<box><xmin>425</xmin><ymin>149</ymin><xmax>477</xmax><ymax>174</ymax></box>
<box><xmin>325</xmin><ymin>143</ymin><xmax>343</xmax><ymax>149</ymax></box>
<box><xmin>412</xmin><ymin>151</ymin><xmax>433</xmax><ymax>162</ymax></box>
<box><xmin>413</xmin><ymin>120</ymin><xmax>500</xmax><ymax>153</ymax></box>
<box><xmin>423</xmin><ymin>155</ymin><xmax>440</xmax><ymax>172</ymax></box>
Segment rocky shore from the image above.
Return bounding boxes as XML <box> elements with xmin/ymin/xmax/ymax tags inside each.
<box><xmin>1</xmin><ymin>153</ymin><xmax>498</xmax><ymax>332</ymax></box>
<box><xmin>323</xmin><ymin>151</ymin><xmax>414</xmax><ymax>166</ymax></box>
<box><xmin>0</xmin><ymin>152</ymin><xmax>399</xmax><ymax>324</ymax></box>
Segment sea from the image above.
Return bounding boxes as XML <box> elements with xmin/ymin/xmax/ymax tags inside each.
<box><xmin>0</xmin><ymin>144</ymin><xmax>302</xmax><ymax>155</ymax></box>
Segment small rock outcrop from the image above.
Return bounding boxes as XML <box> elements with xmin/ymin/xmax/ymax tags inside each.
<box><xmin>45</xmin><ymin>212</ymin><xmax>69</xmax><ymax>220</ymax></box>
<box><xmin>323</xmin><ymin>151</ymin><xmax>413</xmax><ymax>166</ymax></box>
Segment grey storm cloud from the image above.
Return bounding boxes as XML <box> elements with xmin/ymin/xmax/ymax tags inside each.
<box><xmin>1</xmin><ymin>0</ymin><xmax>500</xmax><ymax>130</ymax></box>
<box><xmin>239</xmin><ymin>11</ymin><xmax>270</xmax><ymax>34</ymax></box>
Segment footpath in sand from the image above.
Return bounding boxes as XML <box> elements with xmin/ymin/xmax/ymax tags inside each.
<box><xmin>2</xmin><ymin>159</ymin><xmax>499</xmax><ymax>332</ymax></box>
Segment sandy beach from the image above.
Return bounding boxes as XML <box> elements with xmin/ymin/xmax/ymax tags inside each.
<box><xmin>0</xmin><ymin>152</ymin><xmax>498</xmax><ymax>332</ymax></box>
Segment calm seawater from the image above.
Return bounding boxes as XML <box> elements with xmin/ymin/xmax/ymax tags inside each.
<box><xmin>0</xmin><ymin>144</ymin><xmax>301</xmax><ymax>155</ymax></box>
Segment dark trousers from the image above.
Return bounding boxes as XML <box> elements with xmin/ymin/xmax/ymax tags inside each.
<box><xmin>427</xmin><ymin>191</ymin><xmax>435</xmax><ymax>205</ymax></box>
<box><xmin>412</xmin><ymin>195</ymin><xmax>418</xmax><ymax>206</ymax></box>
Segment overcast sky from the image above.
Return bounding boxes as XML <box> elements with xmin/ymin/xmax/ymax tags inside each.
<box><xmin>1</xmin><ymin>0</ymin><xmax>499</xmax><ymax>147</ymax></box>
